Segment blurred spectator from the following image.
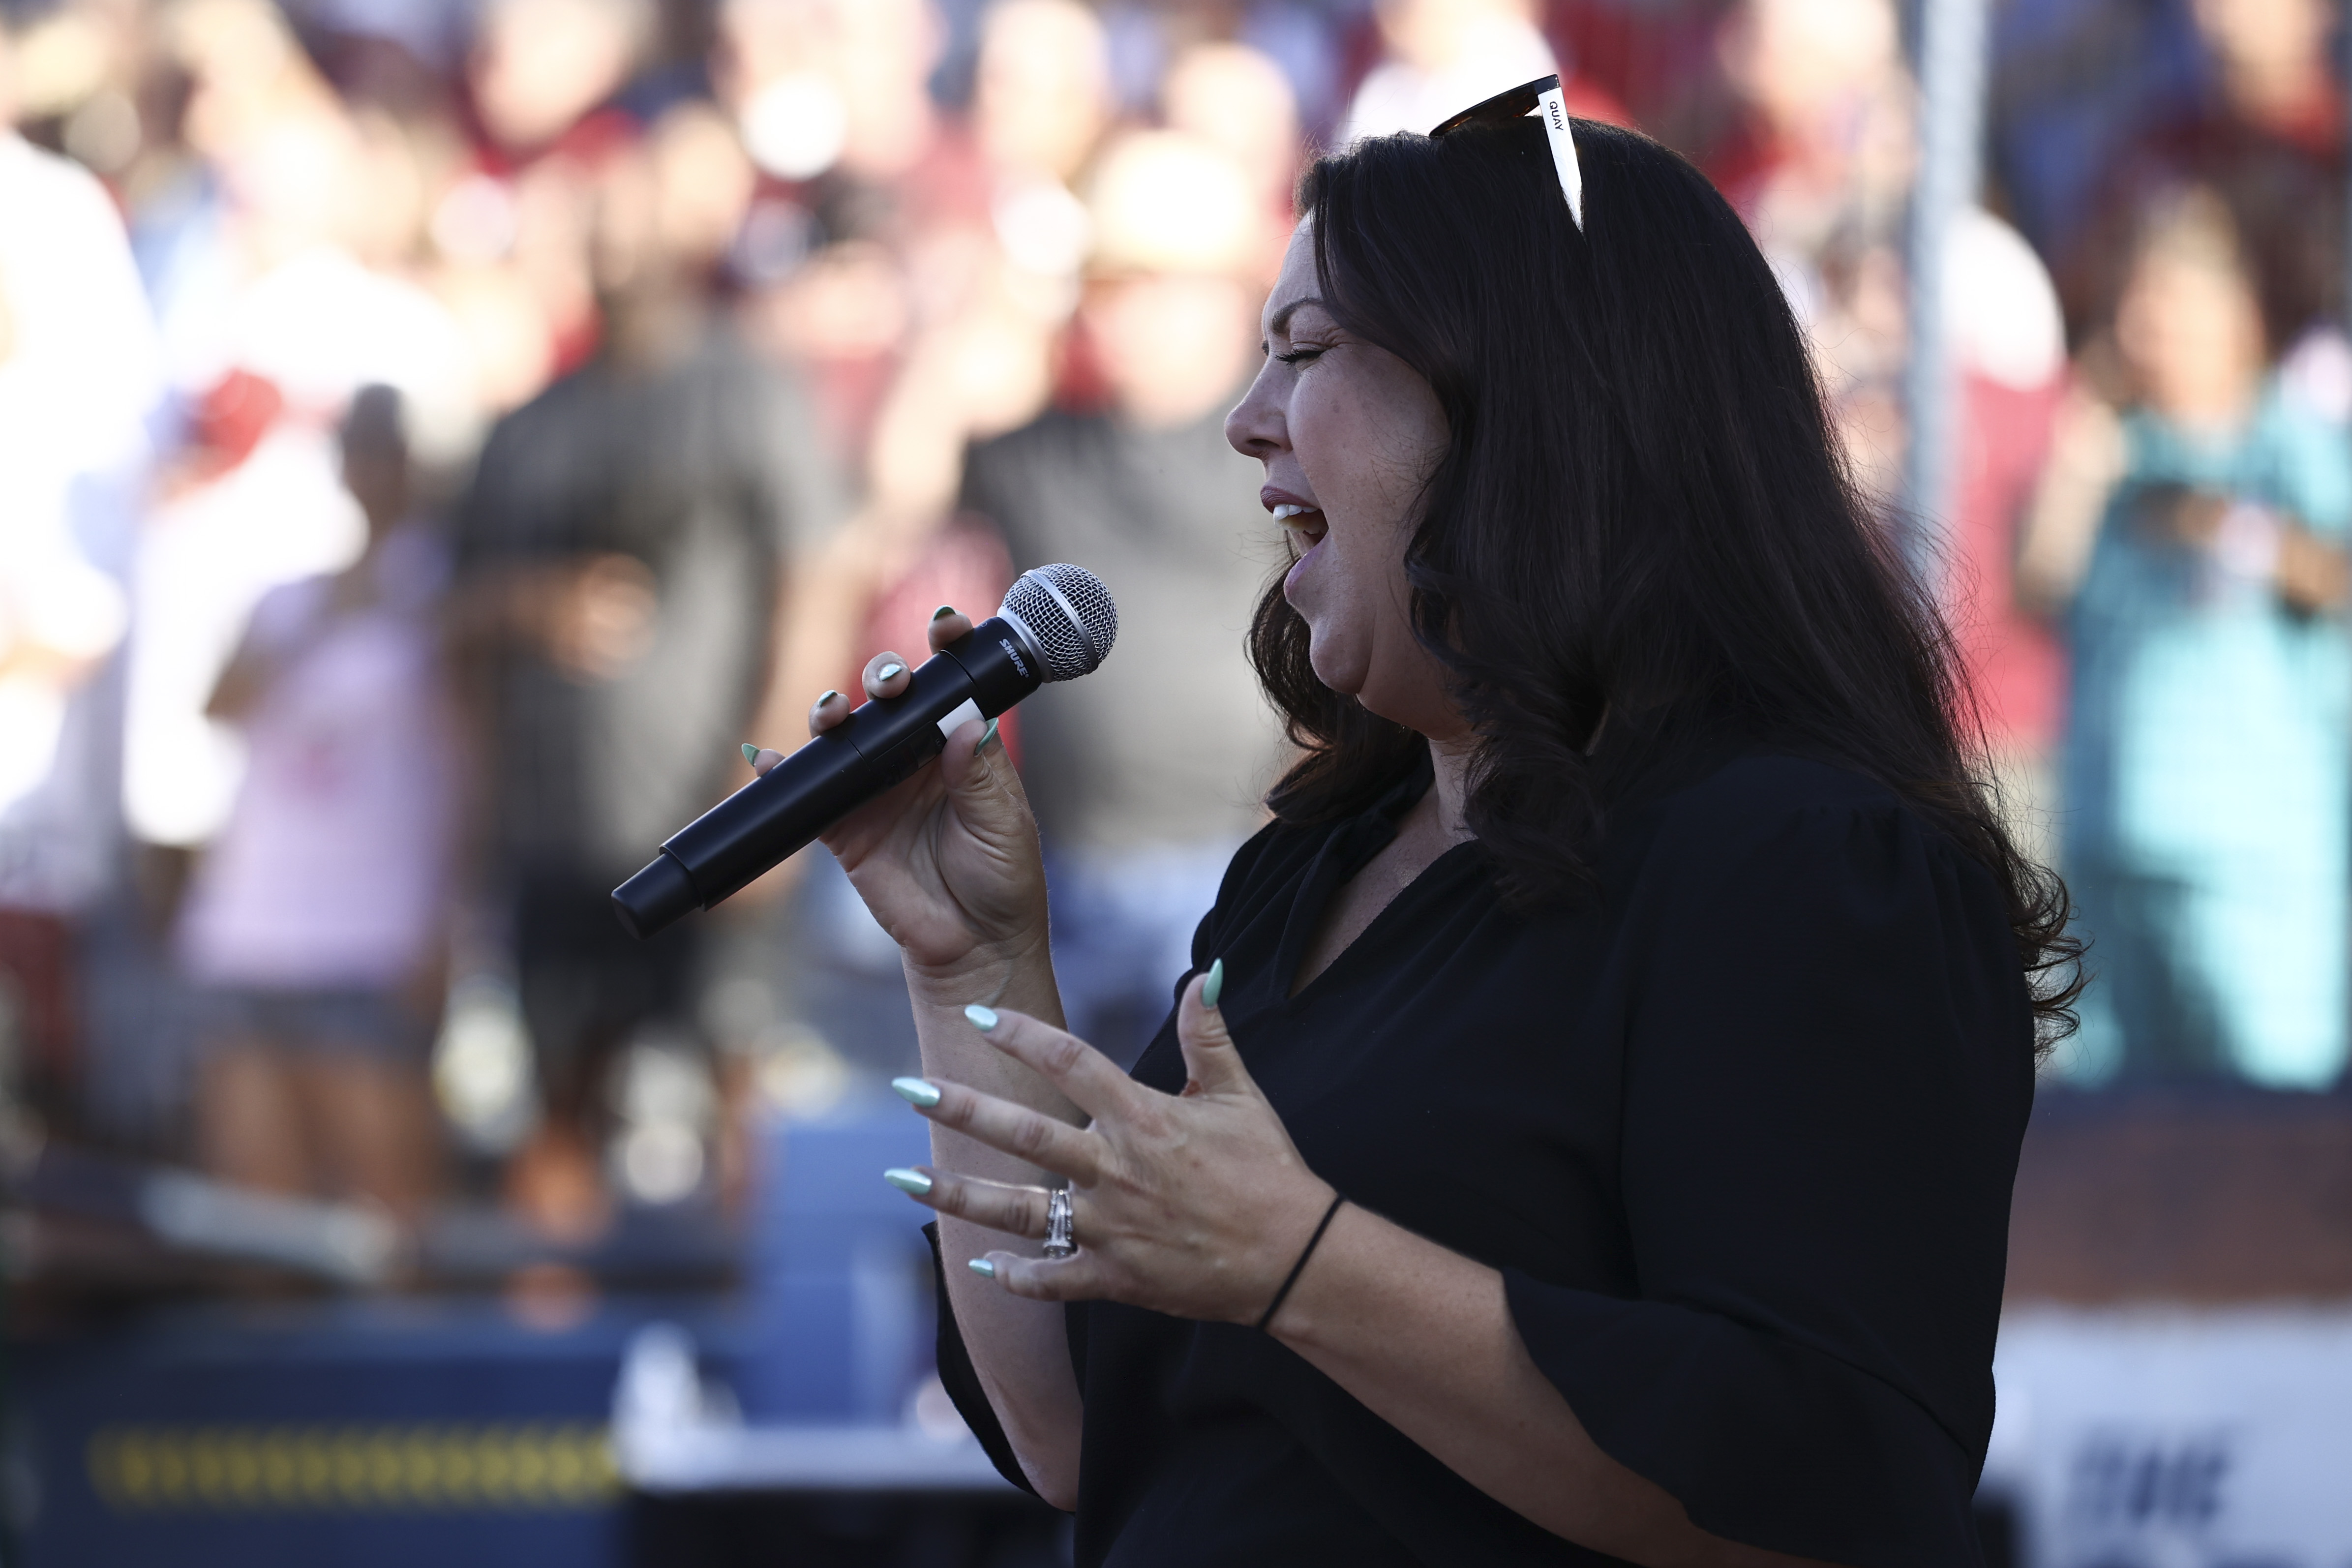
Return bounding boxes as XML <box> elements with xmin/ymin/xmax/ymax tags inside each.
<box><xmin>121</xmin><ymin>0</ymin><xmax>477</xmax><ymax>854</ymax></box>
<box><xmin>1944</xmin><ymin>212</ymin><xmax>2073</xmax><ymax>865</ymax></box>
<box><xmin>719</xmin><ymin>0</ymin><xmax>986</xmax><ymax>473</ymax></box>
<box><xmin>1705</xmin><ymin>0</ymin><xmax>1913</xmax><ymax>269</ymax></box>
<box><xmin>1997</xmin><ymin>0</ymin><xmax>2344</xmax><ymax>361</ymax></box>
<box><xmin>0</xmin><ymin>30</ymin><xmax>164</xmax><ymax>1122</ymax></box>
<box><xmin>1163</xmin><ymin>39</ymin><xmax>1303</xmax><ymax>256</ymax></box>
<box><xmin>973</xmin><ymin>0</ymin><xmax>1110</xmax><ymax>186</ymax></box>
<box><xmin>956</xmin><ymin>129</ymin><xmax>1284</xmax><ymax>1062</ymax></box>
<box><xmin>1340</xmin><ymin>0</ymin><xmax>1625</xmax><ymax>144</ymax></box>
<box><xmin>176</xmin><ymin>386</ymin><xmax>454</xmax><ymax>1233</ymax></box>
<box><xmin>2020</xmin><ymin>188</ymin><xmax>2352</xmax><ymax>1089</ymax></box>
<box><xmin>2047</xmin><ymin>0</ymin><xmax>2344</xmax><ymax>367</ymax></box>
<box><xmin>448</xmin><ymin>102</ymin><xmax>842</xmax><ymax>1236</ymax></box>
<box><xmin>1705</xmin><ymin>0</ymin><xmax>2071</xmax><ymax>853</ymax></box>
<box><xmin>428</xmin><ymin>0</ymin><xmax>659</xmax><ymax>391</ymax></box>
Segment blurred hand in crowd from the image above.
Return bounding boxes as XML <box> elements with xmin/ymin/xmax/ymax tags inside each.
<box><xmin>470</xmin><ymin>0</ymin><xmax>651</xmax><ymax>155</ymax></box>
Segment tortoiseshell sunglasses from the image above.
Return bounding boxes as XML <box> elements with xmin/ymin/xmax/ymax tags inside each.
<box><xmin>1428</xmin><ymin>73</ymin><xmax>1586</xmax><ymax>233</ymax></box>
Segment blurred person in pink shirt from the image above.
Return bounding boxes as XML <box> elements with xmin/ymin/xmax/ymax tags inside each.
<box><xmin>177</xmin><ymin>385</ymin><xmax>458</xmax><ymax>1236</ymax></box>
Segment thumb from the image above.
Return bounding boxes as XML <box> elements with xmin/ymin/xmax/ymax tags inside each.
<box><xmin>940</xmin><ymin>715</ymin><xmax>1034</xmax><ymax>823</ymax></box>
<box><xmin>1176</xmin><ymin>961</ymin><xmax>1252</xmax><ymax>1097</ymax></box>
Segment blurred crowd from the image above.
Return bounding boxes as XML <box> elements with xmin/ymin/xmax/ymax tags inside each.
<box><xmin>0</xmin><ymin>0</ymin><xmax>2346</xmax><ymax>1282</ymax></box>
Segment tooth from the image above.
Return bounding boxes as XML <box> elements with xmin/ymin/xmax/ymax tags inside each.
<box><xmin>1272</xmin><ymin>504</ymin><xmax>1303</xmax><ymax>520</ymax></box>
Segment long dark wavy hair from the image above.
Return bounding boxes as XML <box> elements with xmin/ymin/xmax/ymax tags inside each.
<box><xmin>1248</xmin><ymin>117</ymin><xmax>2083</xmax><ymax>1042</ymax></box>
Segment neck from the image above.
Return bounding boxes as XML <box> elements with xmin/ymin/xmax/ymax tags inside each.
<box><xmin>1426</xmin><ymin>736</ymin><xmax>1477</xmax><ymax>844</ymax></box>
<box><xmin>1419</xmin><ymin>702</ymin><xmax>1607</xmax><ymax>844</ymax></box>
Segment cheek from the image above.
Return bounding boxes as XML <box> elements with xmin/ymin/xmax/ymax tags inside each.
<box><xmin>1288</xmin><ymin>390</ymin><xmax>1403</xmax><ymax>540</ymax></box>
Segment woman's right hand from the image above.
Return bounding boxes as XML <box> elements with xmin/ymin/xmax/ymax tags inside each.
<box><xmin>750</xmin><ymin>610</ymin><xmax>1049</xmax><ymax>980</ymax></box>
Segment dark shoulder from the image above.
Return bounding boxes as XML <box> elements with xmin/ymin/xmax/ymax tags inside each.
<box><xmin>1189</xmin><ymin>810</ymin><xmax>1335</xmax><ymax>958</ymax></box>
<box><xmin>1625</xmin><ymin>751</ymin><xmax>1980</xmax><ymax>893</ymax></box>
<box><xmin>1212</xmin><ymin>812</ymin><xmax>1320</xmax><ymax>912</ymax></box>
<box><xmin>1655</xmin><ymin>752</ymin><xmax>1906</xmax><ymax>833</ymax></box>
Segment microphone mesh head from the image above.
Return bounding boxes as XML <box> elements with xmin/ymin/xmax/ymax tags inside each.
<box><xmin>1001</xmin><ymin>564</ymin><xmax>1118</xmax><ymax>682</ymax></box>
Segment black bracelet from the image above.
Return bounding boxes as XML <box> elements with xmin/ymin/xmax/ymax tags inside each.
<box><xmin>1255</xmin><ymin>1193</ymin><xmax>1347</xmax><ymax>1334</ymax></box>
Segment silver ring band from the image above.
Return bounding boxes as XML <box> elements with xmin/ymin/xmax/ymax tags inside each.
<box><xmin>1043</xmin><ymin>1187</ymin><xmax>1075</xmax><ymax>1258</ymax></box>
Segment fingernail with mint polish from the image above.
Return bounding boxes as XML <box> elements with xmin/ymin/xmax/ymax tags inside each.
<box><xmin>968</xmin><ymin>1258</ymin><xmax>997</xmax><ymax>1278</ymax></box>
<box><xmin>932</xmin><ymin>604</ymin><xmax>956</xmax><ymax>621</ymax></box>
<box><xmin>883</xmin><ymin>1167</ymin><xmax>933</xmax><ymax>1196</ymax></box>
<box><xmin>877</xmin><ymin>663</ymin><xmax>905</xmax><ymax>683</ymax></box>
<box><xmin>818</xmin><ymin>690</ymin><xmax>840</xmax><ymax>707</ymax></box>
<box><xmin>978</xmin><ymin>718</ymin><xmax>1000</xmax><ymax>753</ymax></box>
<box><xmin>965</xmin><ymin>1004</ymin><xmax>999</xmax><ymax>1032</ymax></box>
<box><xmin>1202</xmin><ymin>958</ymin><xmax>1225</xmax><ymax>1009</ymax></box>
<box><xmin>891</xmin><ymin>1076</ymin><xmax>942</xmax><ymax>1108</ymax></box>
<box><xmin>742</xmin><ymin>743</ymin><xmax>759</xmax><ymax>765</ymax></box>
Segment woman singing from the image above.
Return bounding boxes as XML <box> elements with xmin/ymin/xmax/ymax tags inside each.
<box><xmin>757</xmin><ymin>84</ymin><xmax>2076</xmax><ymax>1567</ymax></box>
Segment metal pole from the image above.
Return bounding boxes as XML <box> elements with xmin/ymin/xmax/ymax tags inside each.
<box><xmin>1902</xmin><ymin>0</ymin><xmax>1990</xmax><ymax>601</ymax></box>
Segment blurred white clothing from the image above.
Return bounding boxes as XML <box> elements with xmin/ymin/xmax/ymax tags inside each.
<box><xmin>1943</xmin><ymin>207</ymin><xmax>2066</xmax><ymax>392</ymax></box>
<box><xmin>225</xmin><ymin>248</ymin><xmax>478</xmax><ymax>464</ymax></box>
<box><xmin>0</xmin><ymin>133</ymin><xmax>162</xmax><ymax>908</ymax></box>
<box><xmin>123</xmin><ymin>246</ymin><xmax>475</xmax><ymax>846</ymax></box>
<box><xmin>1339</xmin><ymin>18</ymin><xmax>1556</xmax><ymax>144</ymax></box>
<box><xmin>177</xmin><ymin>528</ymin><xmax>457</xmax><ymax>989</ymax></box>
<box><xmin>123</xmin><ymin>428</ymin><xmax>366</xmax><ymax>846</ymax></box>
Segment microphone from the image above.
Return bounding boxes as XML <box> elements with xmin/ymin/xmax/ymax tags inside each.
<box><xmin>611</xmin><ymin>564</ymin><xmax>1118</xmax><ymax>939</ymax></box>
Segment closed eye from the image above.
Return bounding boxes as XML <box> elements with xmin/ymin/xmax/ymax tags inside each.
<box><xmin>1273</xmin><ymin>347</ymin><xmax>1327</xmax><ymax>366</ymax></box>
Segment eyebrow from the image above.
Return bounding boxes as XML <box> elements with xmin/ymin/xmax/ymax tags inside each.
<box><xmin>1267</xmin><ymin>296</ymin><xmax>1327</xmax><ymax>337</ymax></box>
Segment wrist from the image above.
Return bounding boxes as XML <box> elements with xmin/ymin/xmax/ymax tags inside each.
<box><xmin>1251</xmin><ymin>1180</ymin><xmax>1346</xmax><ymax>1335</ymax></box>
<box><xmin>903</xmin><ymin>927</ymin><xmax>1054</xmax><ymax>1007</ymax></box>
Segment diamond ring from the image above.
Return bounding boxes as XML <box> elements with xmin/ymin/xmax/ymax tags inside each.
<box><xmin>1043</xmin><ymin>1187</ymin><xmax>1075</xmax><ymax>1258</ymax></box>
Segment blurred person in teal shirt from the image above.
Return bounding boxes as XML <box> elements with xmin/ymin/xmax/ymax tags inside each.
<box><xmin>2022</xmin><ymin>185</ymin><xmax>2352</xmax><ymax>1087</ymax></box>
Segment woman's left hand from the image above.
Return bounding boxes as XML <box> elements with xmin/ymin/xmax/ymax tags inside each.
<box><xmin>891</xmin><ymin>968</ymin><xmax>1337</xmax><ymax>1325</ymax></box>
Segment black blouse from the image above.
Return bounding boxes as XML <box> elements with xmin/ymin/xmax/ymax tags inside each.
<box><xmin>931</xmin><ymin>751</ymin><xmax>2034</xmax><ymax>1567</ymax></box>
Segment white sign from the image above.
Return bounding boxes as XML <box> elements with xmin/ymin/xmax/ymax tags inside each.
<box><xmin>1986</xmin><ymin>1307</ymin><xmax>2352</xmax><ymax>1567</ymax></box>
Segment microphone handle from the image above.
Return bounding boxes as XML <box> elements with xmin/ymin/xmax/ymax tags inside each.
<box><xmin>611</xmin><ymin>618</ymin><xmax>1043</xmax><ymax>937</ymax></box>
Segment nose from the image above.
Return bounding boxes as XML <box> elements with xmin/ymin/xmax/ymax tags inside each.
<box><xmin>1225</xmin><ymin>358</ymin><xmax>1287</xmax><ymax>460</ymax></box>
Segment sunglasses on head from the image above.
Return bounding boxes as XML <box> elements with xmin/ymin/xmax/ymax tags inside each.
<box><xmin>1428</xmin><ymin>74</ymin><xmax>1586</xmax><ymax>233</ymax></box>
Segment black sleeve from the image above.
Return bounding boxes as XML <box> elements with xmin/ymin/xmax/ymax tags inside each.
<box><xmin>923</xmin><ymin>1222</ymin><xmax>1043</xmax><ymax>1499</ymax></box>
<box><xmin>1505</xmin><ymin>787</ymin><xmax>2033</xmax><ymax>1566</ymax></box>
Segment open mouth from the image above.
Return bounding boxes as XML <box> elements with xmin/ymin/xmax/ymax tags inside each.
<box><xmin>1274</xmin><ymin>504</ymin><xmax>1328</xmax><ymax>598</ymax></box>
<box><xmin>1272</xmin><ymin>502</ymin><xmax>1329</xmax><ymax>547</ymax></box>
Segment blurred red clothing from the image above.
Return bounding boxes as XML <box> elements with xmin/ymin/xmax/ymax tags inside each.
<box><xmin>1953</xmin><ymin>372</ymin><xmax>2068</xmax><ymax>753</ymax></box>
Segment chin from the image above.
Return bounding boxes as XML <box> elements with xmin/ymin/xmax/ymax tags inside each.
<box><xmin>1305</xmin><ymin>637</ymin><xmax>1370</xmax><ymax>701</ymax></box>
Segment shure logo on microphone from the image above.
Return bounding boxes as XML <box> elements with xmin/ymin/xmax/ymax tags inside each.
<box><xmin>1000</xmin><ymin>638</ymin><xmax>1029</xmax><ymax>678</ymax></box>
